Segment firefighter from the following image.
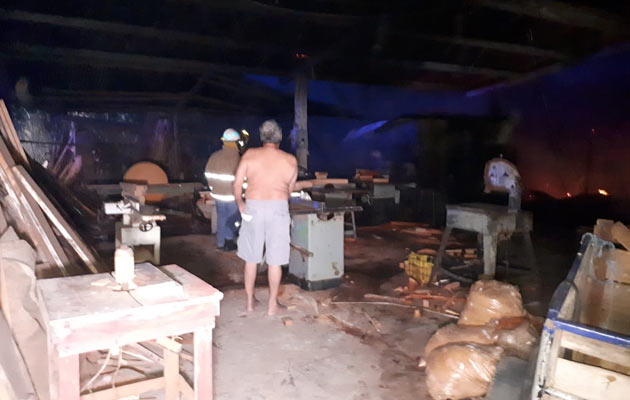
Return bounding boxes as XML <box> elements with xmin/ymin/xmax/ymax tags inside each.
<box><xmin>204</xmin><ymin>128</ymin><xmax>241</xmax><ymax>251</ymax></box>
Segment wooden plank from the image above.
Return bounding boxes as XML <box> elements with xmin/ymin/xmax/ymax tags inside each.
<box><xmin>164</xmin><ymin>349</ymin><xmax>180</xmax><ymax>400</ymax></box>
<box><xmin>80</xmin><ymin>377</ymin><xmax>164</xmax><ymax>400</ymax></box>
<box><xmin>562</xmin><ymin>330</ymin><xmax>630</xmax><ymax>368</ymax></box>
<box><xmin>13</xmin><ymin>165</ymin><xmax>99</xmax><ymax>273</ymax></box>
<box><xmin>194</xmin><ymin>326</ymin><xmax>213</xmax><ymax>400</ymax></box>
<box><xmin>160</xmin><ymin>264</ymin><xmax>224</xmax><ymax>300</ymax></box>
<box><xmin>553</xmin><ymin>358</ymin><xmax>630</xmax><ymax>400</ymax></box>
<box><xmin>0</xmin><ymin>137</ymin><xmax>70</xmax><ymax>273</ymax></box>
<box><xmin>19</xmin><ymin>186</ymin><xmax>70</xmax><ymax>275</ymax></box>
<box><xmin>0</xmin><ymin>100</ymin><xmax>29</xmax><ymax>167</ymax></box>
<box><xmin>611</xmin><ymin>221</ymin><xmax>630</xmax><ymax>252</ymax></box>
<box><xmin>594</xmin><ymin>219</ymin><xmax>614</xmax><ymax>241</ymax></box>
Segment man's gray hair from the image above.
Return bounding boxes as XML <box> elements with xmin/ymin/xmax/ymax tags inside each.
<box><xmin>259</xmin><ymin>119</ymin><xmax>282</xmax><ymax>144</ymax></box>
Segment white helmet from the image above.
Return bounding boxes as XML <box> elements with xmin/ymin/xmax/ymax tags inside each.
<box><xmin>222</xmin><ymin>128</ymin><xmax>240</xmax><ymax>142</ymax></box>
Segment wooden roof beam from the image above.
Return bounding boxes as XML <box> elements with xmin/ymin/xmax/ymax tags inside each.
<box><xmin>0</xmin><ymin>8</ymin><xmax>285</xmax><ymax>55</ymax></box>
<box><xmin>0</xmin><ymin>43</ymin><xmax>283</xmax><ymax>76</ymax></box>
<box><xmin>412</xmin><ymin>33</ymin><xmax>569</xmax><ymax>60</ymax></box>
<box><xmin>473</xmin><ymin>0</ymin><xmax>629</xmax><ymax>34</ymax></box>
<box><xmin>381</xmin><ymin>59</ymin><xmax>521</xmax><ymax>79</ymax></box>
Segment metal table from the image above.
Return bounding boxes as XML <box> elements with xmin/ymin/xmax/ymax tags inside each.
<box><xmin>433</xmin><ymin>203</ymin><xmax>535</xmax><ymax>281</ymax></box>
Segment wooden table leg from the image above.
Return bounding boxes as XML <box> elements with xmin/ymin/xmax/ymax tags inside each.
<box><xmin>164</xmin><ymin>348</ymin><xmax>180</xmax><ymax>400</ymax></box>
<box><xmin>194</xmin><ymin>326</ymin><xmax>213</xmax><ymax>400</ymax></box>
<box><xmin>523</xmin><ymin>231</ymin><xmax>538</xmax><ymax>273</ymax></box>
<box><xmin>482</xmin><ymin>233</ymin><xmax>498</xmax><ymax>278</ymax></box>
<box><xmin>431</xmin><ymin>226</ymin><xmax>452</xmax><ymax>283</ymax></box>
<box><xmin>48</xmin><ymin>347</ymin><xmax>79</xmax><ymax>400</ymax></box>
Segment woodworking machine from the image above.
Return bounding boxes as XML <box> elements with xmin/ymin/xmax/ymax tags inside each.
<box><xmin>104</xmin><ymin>183</ymin><xmax>165</xmax><ymax>264</ymax></box>
<box><xmin>288</xmin><ymin>198</ymin><xmax>361</xmax><ymax>290</ymax></box>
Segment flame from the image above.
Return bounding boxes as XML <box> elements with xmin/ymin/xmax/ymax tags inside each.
<box><xmin>598</xmin><ymin>189</ymin><xmax>609</xmax><ymax>196</ymax></box>
<box><xmin>566</xmin><ymin>192</ymin><xmax>572</xmax><ymax>198</ymax></box>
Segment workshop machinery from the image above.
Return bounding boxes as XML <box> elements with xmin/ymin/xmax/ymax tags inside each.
<box><xmin>288</xmin><ymin>198</ymin><xmax>362</xmax><ymax>290</ymax></box>
<box><xmin>104</xmin><ymin>183</ymin><xmax>166</xmax><ymax>264</ymax></box>
<box><xmin>433</xmin><ymin>158</ymin><xmax>535</xmax><ymax>281</ymax></box>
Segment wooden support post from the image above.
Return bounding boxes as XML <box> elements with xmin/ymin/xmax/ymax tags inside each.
<box><xmin>431</xmin><ymin>226</ymin><xmax>452</xmax><ymax>283</ymax></box>
<box><xmin>293</xmin><ymin>74</ymin><xmax>308</xmax><ymax>172</ymax></box>
<box><xmin>194</xmin><ymin>326</ymin><xmax>213</xmax><ymax>400</ymax></box>
<box><xmin>164</xmin><ymin>349</ymin><xmax>180</xmax><ymax>400</ymax></box>
<box><xmin>48</xmin><ymin>347</ymin><xmax>79</xmax><ymax>400</ymax></box>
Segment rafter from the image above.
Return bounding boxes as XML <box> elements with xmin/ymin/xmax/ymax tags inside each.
<box><xmin>0</xmin><ymin>43</ymin><xmax>281</xmax><ymax>76</ymax></box>
<box><xmin>411</xmin><ymin>33</ymin><xmax>568</xmax><ymax>60</ymax></box>
<box><xmin>0</xmin><ymin>8</ymin><xmax>284</xmax><ymax>55</ymax></box>
<box><xmin>380</xmin><ymin>59</ymin><xmax>521</xmax><ymax>79</ymax></box>
<box><xmin>473</xmin><ymin>0</ymin><xmax>629</xmax><ymax>33</ymax></box>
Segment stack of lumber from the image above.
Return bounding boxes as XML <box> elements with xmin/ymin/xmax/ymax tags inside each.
<box><xmin>294</xmin><ymin>178</ymin><xmax>349</xmax><ymax>191</ymax></box>
<box><xmin>0</xmin><ymin>99</ymin><xmax>103</xmax><ymax>278</ymax></box>
<box><xmin>0</xmin><ymin>99</ymin><xmax>108</xmax><ymax>398</ymax></box>
<box><xmin>354</xmin><ymin>169</ymin><xmax>389</xmax><ymax>183</ymax></box>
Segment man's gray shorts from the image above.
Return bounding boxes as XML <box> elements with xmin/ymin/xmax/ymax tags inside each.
<box><xmin>237</xmin><ymin>200</ymin><xmax>290</xmax><ymax>266</ymax></box>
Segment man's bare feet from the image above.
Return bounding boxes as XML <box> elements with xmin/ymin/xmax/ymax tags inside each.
<box><xmin>246</xmin><ymin>296</ymin><xmax>261</xmax><ymax>313</ymax></box>
<box><xmin>267</xmin><ymin>300</ymin><xmax>288</xmax><ymax>316</ymax></box>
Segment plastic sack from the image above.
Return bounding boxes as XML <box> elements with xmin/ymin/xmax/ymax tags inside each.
<box><xmin>424</xmin><ymin>322</ymin><xmax>498</xmax><ymax>357</ymax></box>
<box><xmin>458</xmin><ymin>280</ymin><xmax>525</xmax><ymax>326</ymax></box>
<box><xmin>497</xmin><ymin>320</ymin><xmax>539</xmax><ymax>360</ymax></box>
<box><xmin>426</xmin><ymin>343</ymin><xmax>503</xmax><ymax>400</ymax></box>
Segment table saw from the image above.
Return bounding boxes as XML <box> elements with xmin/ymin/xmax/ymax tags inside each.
<box><xmin>288</xmin><ymin>199</ymin><xmax>361</xmax><ymax>290</ymax></box>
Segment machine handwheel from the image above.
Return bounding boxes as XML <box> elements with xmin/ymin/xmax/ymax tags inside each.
<box><xmin>139</xmin><ymin>222</ymin><xmax>153</xmax><ymax>232</ymax></box>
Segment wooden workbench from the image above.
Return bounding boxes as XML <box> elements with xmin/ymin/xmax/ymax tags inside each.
<box><xmin>37</xmin><ymin>263</ymin><xmax>223</xmax><ymax>400</ymax></box>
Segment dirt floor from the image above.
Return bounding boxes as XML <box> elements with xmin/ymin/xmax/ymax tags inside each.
<box><xmin>147</xmin><ymin>220</ymin><xmax>579</xmax><ymax>399</ymax></box>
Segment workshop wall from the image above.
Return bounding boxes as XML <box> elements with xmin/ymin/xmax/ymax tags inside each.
<box><xmin>2</xmin><ymin>43</ymin><xmax>630</xmax><ymax>202</ymax></box>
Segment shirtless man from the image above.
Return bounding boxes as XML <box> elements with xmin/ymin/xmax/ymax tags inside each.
<box><xmin>233</xmin><ymin>120</ymin><xmax>298</xmax><ymax>315</ymax></box>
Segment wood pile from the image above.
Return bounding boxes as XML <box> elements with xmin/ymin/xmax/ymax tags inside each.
<box><xmin>362</xmin><ymin>278</ymin><xmax>467</xmax><ymax>319</ymax></box>
<box><xmin>0</xmin><ymin>99</ymin><xmax>103</xmax><ymax>278</ymax></box>
<box><xmin>354</xmin><ymin>169</ymin><xmax>389</xmax><ymax>183</ymax></box>
<box><xmin>0</xmin><ymin>99</ymin><xmax>105</xmax><ymax>398</ymax></box>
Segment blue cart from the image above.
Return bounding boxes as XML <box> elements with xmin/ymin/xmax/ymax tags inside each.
<box><xmin>530</xmin><ymin>233</ymin><xmax>630</xmax><ymax>400</ymax></box>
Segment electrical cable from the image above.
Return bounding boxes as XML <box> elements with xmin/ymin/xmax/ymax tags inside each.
<box><xmin>80</xmin><ymin>349</ymin><xmax>112</xmax><ymax>393</ymax></box>
<box><xmin>112</xmin><ymin>350</ymin><xmax>123</xmax><ymax>391</ymax></box>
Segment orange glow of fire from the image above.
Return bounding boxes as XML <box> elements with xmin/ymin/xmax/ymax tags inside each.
<box><xmin>598</xmin><ymin>189</ymin><xmax>609</xmax><ymax>196</ymax></box>
<box><xmin>566</xmin><ymin>192</ymin><xmax>572</xmax><ymax>198</ymax></box>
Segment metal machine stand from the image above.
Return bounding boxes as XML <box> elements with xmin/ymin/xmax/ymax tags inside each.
<box><xmin>105</xmin><ymin>183</ymin><xmax>166</xmax><ymax>264</ymax></box>
<box><xmin>432</xmin><ymin>158</ymin><xmax>536</xmax><ymax>281</ymax></box>
<box><xmin>288</xmin><ymin>199</ymin><xmax>362</xmax><ymax>290</ymax></box>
